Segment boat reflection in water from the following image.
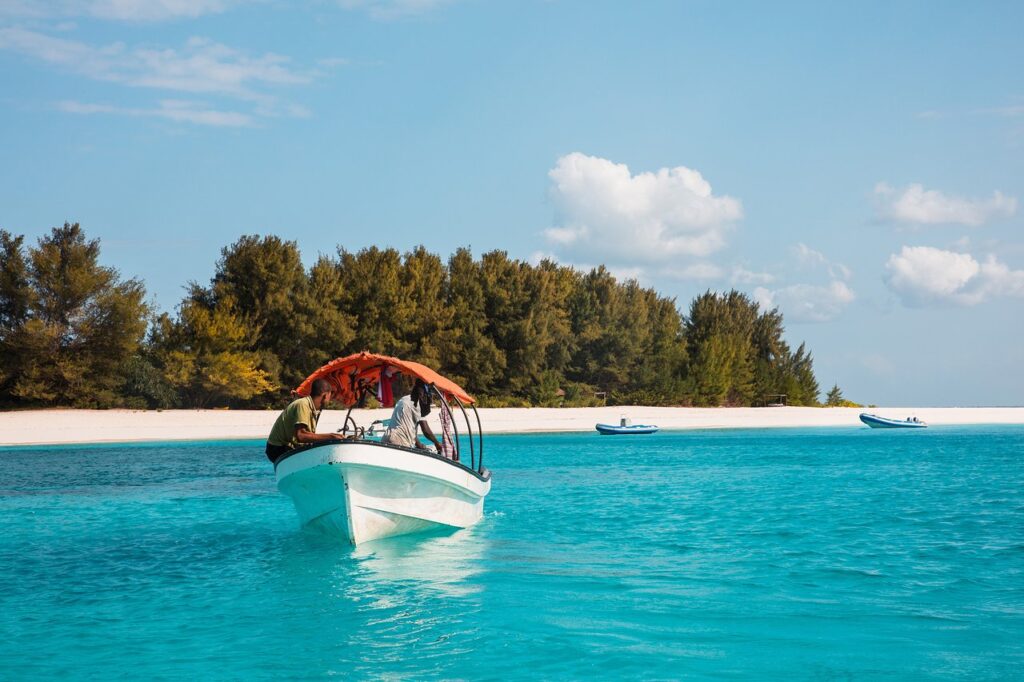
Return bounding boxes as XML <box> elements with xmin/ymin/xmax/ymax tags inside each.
<box><xmin>350</xmin><ymin>526</ymin><xmax>488</xmax><ymax>598</ymax></box>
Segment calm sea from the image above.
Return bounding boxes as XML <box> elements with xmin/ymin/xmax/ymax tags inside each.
<box><xmin>1</xmin><ymin>426</ymin><xmax>1022</xmax><ymax>680</ymax></box>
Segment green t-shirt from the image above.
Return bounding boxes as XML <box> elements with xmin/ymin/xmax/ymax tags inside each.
<box><xmin>267</xmin><ymin>396</ymin><xmax>320</xmax><ymax>449</ymax></box>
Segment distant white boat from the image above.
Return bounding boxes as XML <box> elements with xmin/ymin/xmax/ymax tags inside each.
<box><xmin>595</xmin><ymin>423</ymin><xmax>659</xmax><ymax>435</ymax></box>
<box><xmin>274</xmin><ymin>352</ymin><xmax>492</xmax><ymax>545</ymax></box>
<box><xmin>595</xmin><ymin>415</ymin><xmax>659</xmax><ymax>435</ymax></box>
<box><xmin>859</xmin><ymin>413</ymin><xmax>927</xmax><ymax>429</ymax></box>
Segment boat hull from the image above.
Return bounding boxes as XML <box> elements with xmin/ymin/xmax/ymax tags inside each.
<box><xmin>275</xmin><ymin>442</ymin><xmax>491</xmax><ymax>545</ymax></box>
<box><xmin>859</xmin><ymin>413</ymin><xmax>927</xmax><ymax>429</ymax></box>
<box><xmin>595</xmin><ymin>424</ymin><xmax>659</xmax><ymax>435</ymax></box>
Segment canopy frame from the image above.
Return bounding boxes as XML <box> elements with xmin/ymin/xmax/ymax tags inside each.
<box><xmin>296</xmin><ymin>352</ymin><xmax>485</xmax><ymax>474</ymax></box>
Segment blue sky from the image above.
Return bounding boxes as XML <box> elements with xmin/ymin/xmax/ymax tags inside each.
<box><xmin>1</xmin><ymin>0</ymin><xmax>1022</xmax><ymax>406</ymax></box>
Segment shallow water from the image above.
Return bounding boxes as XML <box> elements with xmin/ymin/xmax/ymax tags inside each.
<box><xmin>1</xmin><ymin>426</ymin><xmax>1022</xmax><ymax>680</ymax></box>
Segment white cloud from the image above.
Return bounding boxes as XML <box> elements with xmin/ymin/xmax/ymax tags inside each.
<box><xmin>750</xmin><ymin>244</ymin><xmax>854</xmax><ymax>322</ymax></box>
<box><xmin>753</xmin><ymin>280</ymin><xmax>855</xmax><ymax>323</ymax></box>
<box><xmin>731</xmin><ymin>266</ymin><xmax>775</xmax><ymax>285</ymax></box>
<box><xmin>875</xmin><ymin>182</ymin><xmax>1017</xmax><ymax>227</ymax></box>
<box><xmin>544</xmin><ymin>152</ymin><xmax>742</xmax><ymax>267</ymax></box>
<box><xmin>793</xmin><ymin>242</ymin><xmax>851</xmax><ymax>280</ymax></box>
<box><xmin>0</xmin><ymin>0</ymin><xmax>240</xmax><ymax>21</ymax></box>
<box><xmin>0</xmin><ymin>27</ymin><xmax>321</xmax><ymax>125</ymax></box>
<box><xmin>0</xmin><ymin>29</ymin><xmax>310</xmax><ymax>100</ymax></box>
<box><xmin>59</xmin><ymin>98</ymin><xmax>253</xmax><ymax>126</ymax></box>
<box><xmin>884</xmin><ymin>245</ymin><xmax>1024</xmax><ymax>306</ymax></box>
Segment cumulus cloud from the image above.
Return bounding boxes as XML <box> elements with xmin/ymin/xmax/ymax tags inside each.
<box><xmin>753</xmin><ymin>281</ymin><xmax>855</xmax><ymax>323</ymax></box>
<box><xmin>544</xmin><ymin>152</ymin><xmax>742</xmax><ymax>268</ymax></box>
<box><xmin>884</xmin><ymin>245</ymin><xmax>1024</xmax><ymax>306</ymax></box>
<box><xmin>875</xmin><ymin>182</ymin><xmax>1017</xmax><ymax>227</ymax></box>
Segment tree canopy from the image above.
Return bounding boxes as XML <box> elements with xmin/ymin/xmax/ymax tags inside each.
<box><xmin>0</xmin><ymin>224</ymin><xmax>148</xmax><ymax>407</ymax></box>
<box><xmin>0</xmin><ymin>224</ymin><xmax>825</xmax><ymax>408</ymax></box>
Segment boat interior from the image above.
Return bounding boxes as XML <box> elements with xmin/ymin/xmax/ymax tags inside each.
<box><xmin>275</xmin><ymin>352</ymin><xmax>490</xmax><ymax>481</ymax></box>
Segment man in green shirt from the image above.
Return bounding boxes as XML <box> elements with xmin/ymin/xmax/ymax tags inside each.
<box><xmin>265</xmin><ymin>378</ymin><xmax>347</xmax><ymax>463</ymax></box>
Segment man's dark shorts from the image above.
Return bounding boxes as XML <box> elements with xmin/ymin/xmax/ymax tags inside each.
<box><xmin>265</xmin><ymin>443</ymin><xmax>290</xmax><ymax>463</ymax></box>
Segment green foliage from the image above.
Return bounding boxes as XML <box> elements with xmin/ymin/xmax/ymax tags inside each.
<box><xmin>685</xmin><ymin>291</ymin><xmax>756</xmax><ymax>406</ymax></box>
<box><xmin>207</xmin><ymin>235</ymin><xmax>356</xmax><ymax>392</ymax></box>
<box><xmin>435</xmin><ymin>248</ymin><xmax>506</xmax><ymax>393</ymax></box>
<box><xmin>787</xmin><ymin>343</ymin><xmax>820</xmax><ymax>406</ymax></box>
<box><xmin>121</xmin><ymin>355</ymin><xmax>179</xmax><ymax>409</ymax></box>
<box><xmin>474</xmin><ymin>395</ymin><xmax>533</xmax><ymax>408</ymax></box>
<box><xmin>0</xmin><ymin>224</ymin><xmax>148</xmax><ymax>407</ymax></box>
<box><xmin>825</xmin><ymin>383</ymin><xmax>861</xmax><ymax>408</ymax></box>
<box><xmin>0</xmin><ymin>226</ymin><xmax>826</xmax><ymax>409</ymax></box>
<box><xmin>150</xmin><ymin>298</ymin><xmax>276</xmax><ymax>408</ymax></box>
<box><xmin>527</xmin><ymin>369</ymin><xmax>564</xmax><ymax>407</ymax></box>
<box><xmin>684</xmin><ymin>291</ymin><xmax>820</xmax><ymax>407</ymax></box>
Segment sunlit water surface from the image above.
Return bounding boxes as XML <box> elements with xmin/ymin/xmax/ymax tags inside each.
<box><xmin>1</xmin><ymin>426</ymin><xmax>1023</xmax><ymax>679</ymax></box>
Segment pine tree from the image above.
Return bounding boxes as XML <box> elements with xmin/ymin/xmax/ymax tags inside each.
<box><xmin>0</xmin><ymin>224</ymin><xmax>148</xmax><ymax>407</ymax></box>
<box><xmin>151</xmin><ymin>294</ymin><xmax>275</xmax><ymax>407</ymax></box>
<box><xmin>205</xmin><ymin>235</ymin><xmax>355</xmax><ymax>391</ymax></box>
<box><xmin>435</xmin><ymin>248</ymin><xmax>506</xmax><ymax>392</ymax></box>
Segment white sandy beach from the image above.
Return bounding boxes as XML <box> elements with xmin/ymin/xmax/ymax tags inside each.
<box><xmin>1</xmin><ymin>406</ymin><xmax>1022</xmax><ymax>446</ymax></box>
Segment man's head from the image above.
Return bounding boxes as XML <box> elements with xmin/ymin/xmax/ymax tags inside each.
<box><xmin>410</xmin><ymin>378</ymin><xmax>432</xmax><ymax>416</ymax></box>
<box><xmin>310</xmin><ymin>378</ymin><xmax>334</xmax><ymax>407</ymax></box>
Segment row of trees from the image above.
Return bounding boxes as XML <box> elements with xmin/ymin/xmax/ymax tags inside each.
<box><xmin>0</xmin><ymin>223</ymin><xmax>823</xmax><ymax>409</ymax></box>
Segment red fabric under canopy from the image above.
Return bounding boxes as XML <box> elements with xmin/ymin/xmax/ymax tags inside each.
<box><xmin>294</xmin><ymin>351</ymin><xmax>475</xmax><ymax>406</ymax></box>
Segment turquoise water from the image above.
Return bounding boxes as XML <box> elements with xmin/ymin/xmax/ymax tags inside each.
<box><xmin>1</xmin><ymin>426</ymin><xmax>1023</xmax><ymax>680</ymax></box>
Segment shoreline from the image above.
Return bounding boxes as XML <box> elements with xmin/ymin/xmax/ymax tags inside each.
<box><xmin>1</xmin><ymin>406</ymin><xmax>1023</xmax><ymax>447</ymax></box>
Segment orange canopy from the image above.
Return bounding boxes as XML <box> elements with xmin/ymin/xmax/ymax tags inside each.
<box><xmin>294</xmin><ymin>351</ymin><xmax>475</xmax><ymax>406</ymax></box>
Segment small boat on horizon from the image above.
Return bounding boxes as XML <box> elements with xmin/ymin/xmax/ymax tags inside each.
<box><xmin>275</xmin><ymin>352</ymin><xmax>492</xmax><ymax>545</ymax></box>
<box><xmin>859</xmin><ymin>413</ymin><xmax>928</xmax><ymax>429</ymax></box>
<box><xmin>596</xmin><ymin>416</ymin><xmax>659</xmax><ymax>435</ymax></box>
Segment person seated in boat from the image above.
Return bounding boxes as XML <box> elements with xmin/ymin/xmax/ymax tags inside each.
<box><xmin>265</xmin><ymin>378</ymin><xmax>348</xmax><ymax>463</ymax></box>
<box><xmin>381</xmin><ymin>378</ymin><xmax>443</xmax><ymax>453</ymax></box>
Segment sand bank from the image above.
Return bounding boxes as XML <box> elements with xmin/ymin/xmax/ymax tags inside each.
<box><xmin>1</xmin><ymin>406</ymin><xmax>1022</xmax><ymax>446</ymax></box>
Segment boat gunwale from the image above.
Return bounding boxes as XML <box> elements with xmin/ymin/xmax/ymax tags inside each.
<box><xmin>272</xmin><ymin>439</ymin><xmax>492</xmax><ymax>482</ymax></box>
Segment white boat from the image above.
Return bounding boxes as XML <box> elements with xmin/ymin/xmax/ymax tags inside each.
<box><xmin>274</xmin><ymin>352</ymin><xmax>492</xmax><ymax>545</ymax></box>
<box><xmin>275</xmin><ymin>440</ymin><xmax>491</xmax><ymax>544</ymax></box>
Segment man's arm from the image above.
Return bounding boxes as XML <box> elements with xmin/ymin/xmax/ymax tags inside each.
<box><xmin>418</xmin><ymin>421</ymin><xmax>443</xmax><ymax>453</ymax></box>
<box><xmin>295</xmin><ymin>425</ymin><xmax>348</xmax><ymax>444</ymax></box>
